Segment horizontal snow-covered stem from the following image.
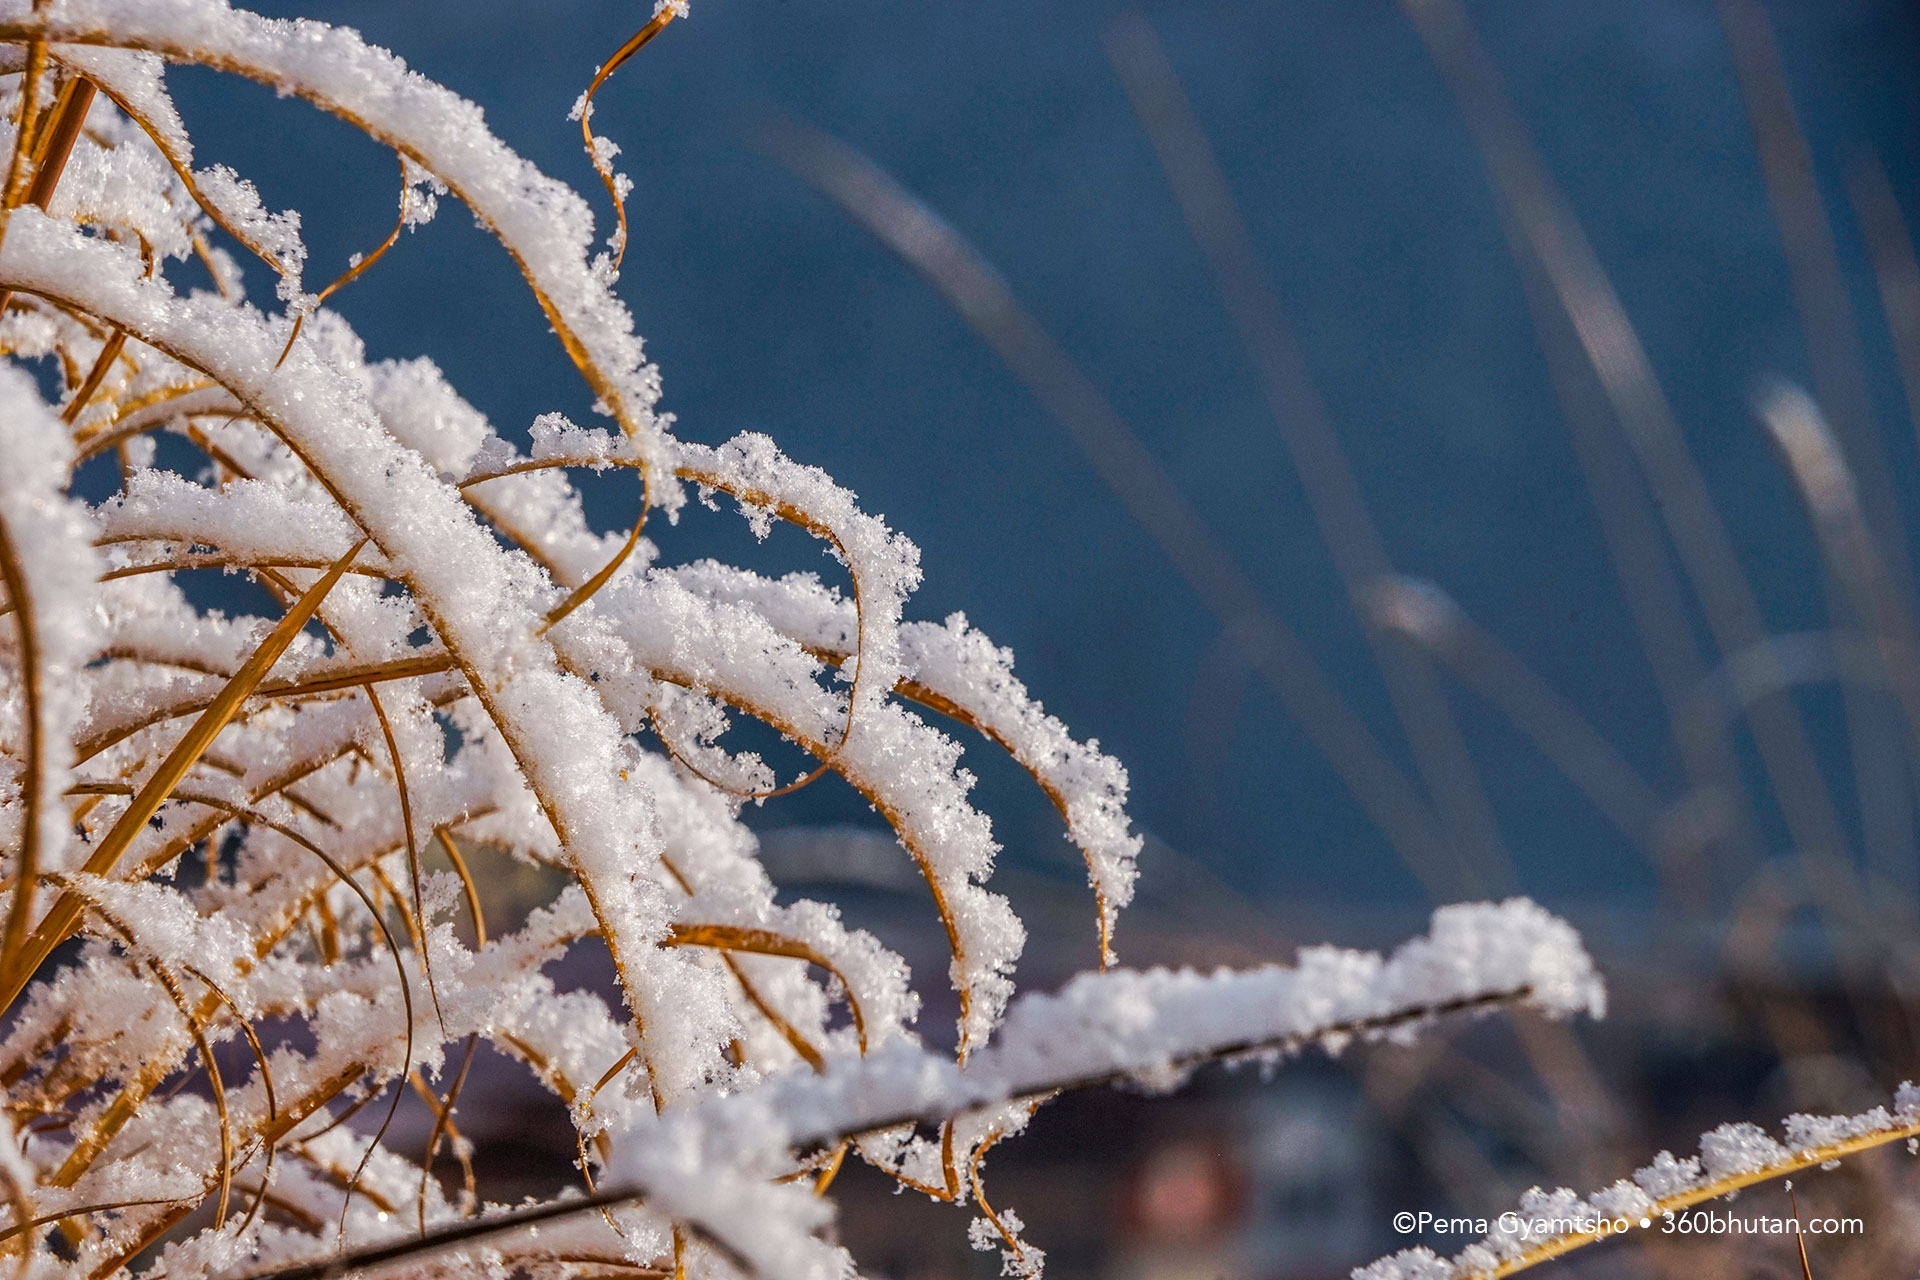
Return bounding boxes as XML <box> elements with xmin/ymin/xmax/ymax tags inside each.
<box><xmin>601</xmin><ymin>901</ymin><xmax>1597</xmax><ymax>1280</ymax></box>
<box><xmin>1356</xmin><ymin>1085</ymin><xmax>1920</xmax><ymax>1280</ymax></box>
<box><xmin>233</xmin><ymin>901</ymin><xmax>1598</xmax><ymax>1280</ymax></box>
<box><xmin>723</xmin><ymin>897</ymin><xmax>1599</xmax><ymax>1144</ymax></box>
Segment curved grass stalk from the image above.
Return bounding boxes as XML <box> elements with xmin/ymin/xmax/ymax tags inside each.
<box><xmin>413</xmin><ymin>1036</ymin><xmax>478</xmax><ymax>1229</ymax></box>
<box><xmin>966</xmin><ymin>1107</ymin><xmax>1042</xmax><ymax>1266</ymax></box>
<box><xmin>471</xmin><ymin>450</ymin><xmax>1138</xmax><ymax>959</ymax></box>
<box><xmin>576</xmin><ymin>8</ymin><xmax>677</xmax><ymax>273</ymax></box>
<box><xmin>96</xmin><ymin>550</ymin><xmax>392</xmax><ymax>582</ymax></box>
<box><xmin>57</xmin><ymin>324</ymin><xmax>122</xmax><ymax>423</ymax></box>
<box><xmin>274</xmin><ymin>155</ymin><xmax>411</xmax><ymax>366</ymax></box>
<box><xmin>75</xmin><ymin>648</ymin><xmax>458</xmax><ymax>762</ymax></box>
<box><xmin>470</xmin><ymin>446</ymin><xmax>909</xmax><ymax>799</ymax></box>
<box><xmin>53</xmin><ymin>49</ymin><xmax>298</xmax><ymax>278</ymax></box>
<box><xmin>540</xmin><ymin>506</ymin><xmax>646</xmax><ymax>634</ymax></box>
<box><xmin>363</xmin><ymin>682</ymin><xmax>443</xmax><ymax>1034</ymax></box>
<box><xmin>0</xmin><ymin>1198</ymin><xmax>181</xmax><ymax>1249</ymax></box>
<box><xmin>71</xmin><ymin>380</ymin><xmax>230</xmax><ymax>461</ymax></box>
<box><xmin>665</xmin><ymin>922</ymin><xmax>871</xmax><ymax>1054</ymax></box>
<box><xmin>183</xmin><ymin>960</ymin><xmax>280</xmax><ymax>1236</ymax></box>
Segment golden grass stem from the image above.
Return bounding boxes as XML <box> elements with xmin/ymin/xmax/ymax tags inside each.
<box><xmin>59</xmin><ymin>327</ymin><xmax>125</xmax><ymax>424</ymax></box>
<box><xmin>0</xmin><ymin>510</ymin><xmax>41</xmax><ymax>974</ymax></box>
<box><xmin>0</xmin><ymin>538</ymin><xmax>365</xmax><ymax>1016</ymax></box>
<box><xmin>578</xmin><ymin>10</ymin><xmax>676</xmax><ymax>272</ymax></box>
<box><xmin>274</xmin><ymin>155</ymin><xmax>410</xmax><ymax>367</ymax></box>
<box><xmin>0</xmin><ymin>67</ymin><xmax>87</xmax><ymax>314</ymax></box>
<box><xmin>365</xmin><ymin>683</ymin><xmax>444</xmax><ymax>1034</ymax></box>
<box><xmin>1472</xmin><ymin>1114</ymin><xmax>1920</xmax><ymax>1278</ymax></box>
<box><xmin>20</xmin><ymin>73</ymin><xmax>88</xmax><ymax>210</ymax></box>
<box><xmin>0</xmin><ymin>41</ymin><xmax>44</xmax><ymax>212</ymax></box>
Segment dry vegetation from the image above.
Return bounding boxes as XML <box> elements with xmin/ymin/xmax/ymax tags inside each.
<box><xmin>0</xmin><ymin>2</ymin><xmax>1915</xmax><ymax>1280</ymax></box>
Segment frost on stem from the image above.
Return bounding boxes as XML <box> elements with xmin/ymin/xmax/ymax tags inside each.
<box><xmin>0</xmin><ymin>4</ymin><xmax>1593</xmax><ymax>1279</ymax></box>
<box><xmin>1356</xmin><ymin>1084</ymin><xmax>1920</xmax><ymax>1280</ymax></box>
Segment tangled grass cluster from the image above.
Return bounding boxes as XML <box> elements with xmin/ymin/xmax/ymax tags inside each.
<box><xmin>0</xmin><ymin>2</ymin><xmax>1607</xmax><ymax>1277</ymax></box>
<box><xmin>0</xmin><ymin>2</ymin><xmax>1910</xmax><ymax>1280</ymax></box>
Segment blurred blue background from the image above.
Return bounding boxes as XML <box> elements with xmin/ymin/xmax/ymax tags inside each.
<box><xmin>170</xmin><ymin>0</ymin><xmax>1920</xmax><ymax>912</ymax></box>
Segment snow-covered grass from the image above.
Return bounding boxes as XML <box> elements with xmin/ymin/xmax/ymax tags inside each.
<box><xmin>0</xmin><ymin>5</ymin><xmax>1611</xmax><ymax>1278</ymax></box>
<box><xmin>0</xmin><ymin>4</ymin><xmax>1911</xmax><ymax>1280</ymax></box>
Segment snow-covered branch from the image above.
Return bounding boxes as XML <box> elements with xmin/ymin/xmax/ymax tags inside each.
<box><xmin>231</xmin><ymin>900</ymin><xmax>1600</xmax><ymax>1280</ymax></box>
<box><xmin>1357</xmin><ymin>1085</ymin><xmax>1920</xmax><ymax>1280</ymax></box>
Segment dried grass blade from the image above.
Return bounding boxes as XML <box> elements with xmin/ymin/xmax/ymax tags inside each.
<box><xmin>275</xmin><ymin>155</ymin><xmax>410</xmax><ymax>367</ymax></box>
<box><xmin>0</xmin><ymin>538</ymin><xmax>366</xmax><ymax>1014</ymax></box>
<box><xmin>539</xmin><ymin>510</ymin><xmax>643</xmax><ymax>633</ymax></box>
<box><xmin>0</xmin><ymin>40</ymin><xmax>45</xmax><ymax>212</ymax></box>
<box><xmin>0</xmin><ymin>512</ymin><xmax>42</xmax><ymax>971</ymax></box>
<box><xmin>21</xmin><ymin>74</ymin><xmax>90</xmax><ymax>210</ymax></box>
<box><xmin>415</xmin><ymin>1033</ymin><xmax>478</xmax><ymax>1231</ymax></box>
<box><xmin>1787</xmin><ymin>1183</ymin><xmax>1815</xmax><ymax>1280</ymax></box>
<box><xmin>365</xmin><ymin>683</ymin><xmax>443</xmax><ymax>1034</ymax></box>
<box><xmin>666</xmin><ymin>922</ymin><xmax>868</xmax><ymax>1052</ymax></box>
<box><xmin>433</xmin><ymin>827</ymin><xmax>486</xmax><ymax>948</ymax></box>
<box><xmin>810</xmin><ymin>1141</ymin><xmax>847</xmax><ymax>1196</ymax></box>
<box><xmin>966</xmin><ymin>1109</ymin><xmax>1042</xmax><ymax>1260</ymax></box>
<box><xmin>578</xmin><ymin>9</ymin><xmax>676</xmax><ymax>272</ymax></box>
<box><xmin>60</xmin><ymin>328</ymin><xmax>125</xmax><ymax>425</ymax></box>
<box><xmin>186</xmin><ymin>962</ymin><xmax>281</xmax><ymax>1236</ymax></box>
<box><xmin>75</xmin><ymin>649</ymin><xmax>457</xmax><ymax>765</ymax></box>
<box><xmin>0</xmin><ymin>1199</ymin><xmax>182</xmax><ymax>1247</ymax></box>
<box><xmin>0</xmin><ymin>1165</ymin><xmax>26</xmax><ymax>1280</ymax></box>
